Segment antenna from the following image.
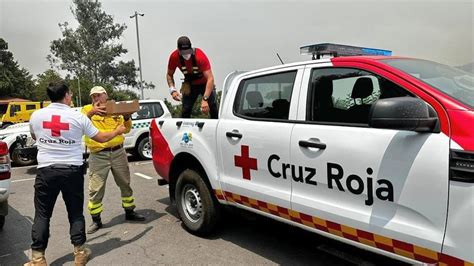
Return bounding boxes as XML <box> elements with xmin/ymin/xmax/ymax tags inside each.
<box><xmin>276</xmin><ymin>53</ymin><xmax>284</xmax><ymax>65</ymax></box>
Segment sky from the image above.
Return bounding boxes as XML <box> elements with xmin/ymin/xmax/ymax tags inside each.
<box><xmin>0</xmin><ymin>0</ymin><xmax>473</xmax><ymax>101</ymax></box>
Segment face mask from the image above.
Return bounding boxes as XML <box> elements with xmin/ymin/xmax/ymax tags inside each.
<box><xmin>182</xmin><ymin>54</ymin><xmax>191</xmax><ymax>60</ymax></box>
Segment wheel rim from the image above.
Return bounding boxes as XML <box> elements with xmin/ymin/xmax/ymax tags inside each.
<box><xmin>141</xmin><ymin>140</ymin><xmax>152</xmax><ymax>159</ymax></box>
<box><xmin>181</xmin><ymin>184</ymin><xmax>202</xmax><ymax>223</ymax></box>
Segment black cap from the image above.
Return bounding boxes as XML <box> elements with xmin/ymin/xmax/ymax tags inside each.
<box><xmin>177</xmin><ymin>36</ymin><xmax>192</xmax><ymax>50</ymax></box>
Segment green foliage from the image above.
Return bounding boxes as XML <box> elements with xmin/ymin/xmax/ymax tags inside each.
<box><xmin>0</xmin><ymin>38</ymin><xmax>35</xmax><ymax>99</ymax></box>
<box><xmin>47</xmin><ymin>0</ymin><xmax>153</xmax><ymax>91</ymax></box>
<box><xmin>109</xmin><ymin>89</ymin><xmax>139</xmax><ymax>101</ymax></box>
<box><xmin>33</xmin><ymin>69</ymin><xmax>63</xmax><ymax>101</ymax></box>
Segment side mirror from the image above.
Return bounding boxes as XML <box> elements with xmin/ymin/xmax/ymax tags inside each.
<box><xmin>368</xmin><ymin>97</ymin><xmax>439</xmax><ymax>133</ymax></box>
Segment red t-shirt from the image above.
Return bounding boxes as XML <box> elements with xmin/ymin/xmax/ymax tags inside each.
<box><xmin>168</xmin><ymin>48</ymin><xmax>211</xmax><ymax>85</ymax></box>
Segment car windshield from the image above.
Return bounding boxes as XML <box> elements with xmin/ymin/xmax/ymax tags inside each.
<box><xmin>383</xmin><ymin>58</ymin><xmax>474</xmax><ymax>109</ymax></box>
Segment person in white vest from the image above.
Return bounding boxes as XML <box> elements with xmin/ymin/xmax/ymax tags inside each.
<box><xmin>24</xmin><ymin>82</ymin><xmax>126</xmax><ymax>266</ymax></box>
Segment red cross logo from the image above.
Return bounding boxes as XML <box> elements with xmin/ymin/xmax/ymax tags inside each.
<box><xmin>43</xmin><ymin>115</ymin><xmax>70</xmax><ymax>137</ymax></box>
<box><xmin>234</xmin><ymin>145</ymin><xmax>258</xmax><ymax>180</ymax></box>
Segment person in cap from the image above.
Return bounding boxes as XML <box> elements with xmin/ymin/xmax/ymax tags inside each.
<box><xmin>81</xmin><ymin>86</ymin><xmax>145</xmax><ymax>234</ymax></box>
<box><xmin>166</xmin><ymin>36</ymin><xmax>218</xmax><ymax>118</ymax></box>
<box><xmin>25</xmin><ymin>82</ymin><xmax>127</xmax><ymax>265</ymax></box>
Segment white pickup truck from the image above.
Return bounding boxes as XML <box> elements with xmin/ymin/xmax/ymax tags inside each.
<box><xmin>0</xmin><ymin>99</ymin><xmax>170</xmax><ymax>166</ymax></box>
<box><xmin>151</xmin><ymin>44</ymin><xmax>473</xmax><ymax>265</ymax></box>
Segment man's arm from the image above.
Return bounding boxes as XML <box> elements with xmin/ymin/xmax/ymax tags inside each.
<box><xmin>83</xmin><ymin>114</ymin><xmax>126</xmax><ymax>143</ymax></box>
<box><xmin>90</xmin><ymin>125</ymin><xmax>126</xmax><ymax>143</ymax></box>
<box><xmin>83</xmin><ymin>102</ymin><xmax>106</xmax><ymax>119</ymax></box>
<box><xmin>200</xmin><ymin>69</ymin><xmax>215</xmax><ymax>114</ymax></box>
<box><xmin>167</xmin><ymin>68</ymin><xmax>181</xmax><ymax>101</ymax></box>
<box><xmin>122</xmin><ymin>115</ymin><xmax>132</xmax><ymax>134</ymax></box>
<box><xmin>29</xmin><ymin>124</ymin><xmax>36</xmax><ymax>141</ymax></box>
<box><xmin>203</xmin><ymin>69</ymin><xmax>215</xmax><ymax>99</ymax></box>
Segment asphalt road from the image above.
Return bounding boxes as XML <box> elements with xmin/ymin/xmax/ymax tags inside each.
<box><xmin>0</xmin><ymin>158</ymin><xmax>407</xmax><ymax>265</ymax></box>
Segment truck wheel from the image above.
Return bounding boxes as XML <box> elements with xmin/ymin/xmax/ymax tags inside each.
<box><xmin>11</xmin><ymin>143</ymin><xmax>36</xmax><ymax>166</ymax></box>
<box><xmin>0</xmin><ymin>215</ymin><xmax>4</xmax><ymax>230</ymax></box>
<box><xmin>136</xmin><ymin>137</ymin><xmax>152</xmax><ymax>160</ymax></box>
<box><xmin>175</xmin><ymin>169</ymin><xmax>220</xmax><ymax>236</ymax></box>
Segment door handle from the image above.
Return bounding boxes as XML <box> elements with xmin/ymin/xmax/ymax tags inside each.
<box><xmin>299</xmin><ymin>140</ymin><xmax>326</xmax><ymax>149</ymax></box>
<box><xmin>226</xmin><ymin>131</ymin><xmax>242</xmax><ymax>139</ymax></box>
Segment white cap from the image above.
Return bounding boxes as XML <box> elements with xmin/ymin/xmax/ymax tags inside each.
<box><xmin>89</xmin><ymin>86</ymin><xmax>107</xmax><ymax>96</ymax></box>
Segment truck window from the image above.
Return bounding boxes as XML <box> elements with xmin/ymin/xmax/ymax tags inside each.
<box><xmin>132</xmin><ymin>103</ymin><xmax>164</xmax><ymax>120</ymax></box>
<box><xmin>0</xmin><ymin>104</ymin><xmax>7</xmax><ymax>115</ymax></box>
<box><xmin>307</xmin><ymin>68</ymin><xmax>412</xmax><ymax>124</ymax></box>
<box><xmin>26</xmin><ymin>104</ymin><xmax>36</xmax><ymax>110</ymax></box>
<box><xmin>10</xmin><ymin>104</ymin><xmax>20</xmax><ymax>117</ymax></box>
<box><xmin>234</xmin><ymin>71</ymin><xmax>296</xmax><ymax>120</ymax></box>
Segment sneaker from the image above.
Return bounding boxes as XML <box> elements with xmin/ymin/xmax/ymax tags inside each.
<box><xmin>74</xmin><ymin>247</ymin><xmax>91</xmax><ymax>266</ymax></box>
<box><xmin>125</xmin><ymin>210</ymin><xmax>145</xmax><ymax>221</ymax></box>
<box><xmin>87</xmin><ymin>221</ymin><xmax>102</xmax><ymax>234</ymax></box>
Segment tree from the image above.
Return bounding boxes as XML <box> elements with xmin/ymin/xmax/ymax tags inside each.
<box><xmin>33</xmin><ymin>69</ymin><xmax>63</xmax><ymax>101</ymax></box>
<box><xmin>47</xmin><ymin>0</ymin><xmax>152</xmax><ymax>92</ymax></box>
<box><xmin>0</xmin><ymin>38</ymin><xmax>35</xmax><ymax>99</ymax></box>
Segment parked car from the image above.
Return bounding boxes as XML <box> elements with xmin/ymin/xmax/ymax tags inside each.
<box><xmin>0</xmin><ymin>140</ymin><xmax>11</xmax><ymax>230</ymax></box>
<box><xmin>0</xmin><ymin>99</ymin><xmax>171</xmax><ymax>166</ymax></box>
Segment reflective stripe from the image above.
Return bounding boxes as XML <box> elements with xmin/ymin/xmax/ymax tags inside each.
<box><xmin>122</xmin><ymin>202</ymin><xmax>135</xmax><ymax>208</ymax></box>
<box><xmin>88</xmin><ymin>201</ymin><xmax>103</xmax><ymax>215</ymax></box>
<box><xmin>121</xmin><ymin>196</ymin><xmax>135</xmax><ymax>208</ymax></box>
<box><xmin>216</xmin><ymin>189</ymin><xmax>474</xmax><ymax>265</ymax></box>
<box><xmin>121</xmin><ymin>196</ymin><xmax>134</xmax><ymax>202</ymax></box>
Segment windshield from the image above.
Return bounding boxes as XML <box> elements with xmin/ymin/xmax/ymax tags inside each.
<box><xmin>383</xmin><ymin>58</ymin><xmax>474</xmax><ymax>109</ymax></box>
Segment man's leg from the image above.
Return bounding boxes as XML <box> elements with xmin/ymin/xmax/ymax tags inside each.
<box><xmin>181</xmin><ymin>86</ymin><xmax>200</xmax><ymax>118</ymax></box>
<box><xmin>87</xmin><ymin>151</ymin><xmax>111</xmax><ymax>233</ymax></box>
<box><xmin>60</xmin><ymin>167</ymin><xmax>86</xmax><ymax>247</ymax></box>
<box><xmin>110</xmin><ymin>148</ymin><xmax>145</xmax><ymax>221</ymax></box>
<box><xmin>60</xmin><ymin>166</ymin><xmax>90</xmax><ymax>265</ymax></box>
<box><xmin>208</xmin><ymin>88</ymin><xmax>219</xmax><ymax>119</ymax></box>
<box><xmin>30</xmin><ymin>167</ymin><xmax>61</xmax><ymax>260</ymax></box>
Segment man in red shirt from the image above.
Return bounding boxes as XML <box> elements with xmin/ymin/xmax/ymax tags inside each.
<box><xmin>166</xmin><ymin>36</ymin><xmax>218</xmax><ymax>118</ymax></box>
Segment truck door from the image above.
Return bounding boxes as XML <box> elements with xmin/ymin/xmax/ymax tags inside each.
<box><xmin>25</xmin><ymin>103</ymin><xmax>38</xmax><ymax>122</ymax></box>
<box><xmin>216</xmin><ymin>68</ymin><xmax>303</xmax><ymax>210</ymax></box>
<box><xmin>290</xmin><ymin>66</ymin><xmax>449</xmax><ymax>259</ymax></box>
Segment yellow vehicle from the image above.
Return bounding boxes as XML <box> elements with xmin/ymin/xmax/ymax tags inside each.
<box><xmin>0</xmin><ymin>101</ymin><xmax>51</xmax><ymax>128</ymax></box>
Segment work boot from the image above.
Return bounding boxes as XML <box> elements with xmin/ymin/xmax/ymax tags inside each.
<box><xmin>87</xmin><ymin>215</ymin><xmax>102</xmax><ymax>234</ymax></box>
<box><xmin>74</xmin><ymin>245</ymin><xmax>91</xmax><ymax>266</ymax></box>
<box><xmin>24</xmin><ymin>249</ymin><xmax>47</xmax><ymax>266</ymax></box>
<box><xmin>125</xmin><ymin>210</ymin><xmax>145</xmax><ymax>221</ymax></box>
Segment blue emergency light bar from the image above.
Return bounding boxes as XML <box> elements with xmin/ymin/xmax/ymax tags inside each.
<box><xmin>300</xmin><ymin>43</ymin><xmax>392</xmax><ymax>59</ymax></box>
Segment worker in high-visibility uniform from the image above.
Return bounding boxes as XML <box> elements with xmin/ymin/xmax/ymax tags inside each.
<box><xmin>82</xmin><ymin>86</ymin><xmax>145</xmax><ymax>234</ymax></box>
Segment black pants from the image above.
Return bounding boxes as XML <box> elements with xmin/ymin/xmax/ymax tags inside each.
<box><xmin>31</xmin><ymin>165</ymin><xmax>86</xmax><ymax>251</ymax></box>
<box><xmin>182</xmin><ymin>84</ymin><xmax>218</xmax><ymax>119</ymax></box>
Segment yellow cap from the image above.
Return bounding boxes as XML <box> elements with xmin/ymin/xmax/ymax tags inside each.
<box><xmin>89</xmin><ymin>86</ymin><xmax>107</xmax><ymax>96</ymax></box>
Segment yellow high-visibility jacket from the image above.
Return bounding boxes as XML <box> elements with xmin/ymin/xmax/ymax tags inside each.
<box><xmin>81</xmin><ymin>104</ymin><xmax>132</xmax><ymax>152</ymax></box>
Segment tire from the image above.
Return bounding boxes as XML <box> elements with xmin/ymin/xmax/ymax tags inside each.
<box><xmin>136</xmin><ymin>137</ymin><xmax>152</xmax><ymax>160</ymax></box>
<box><xmin>175</xmin><ymin>169</ymin><xmax>220</xmax><ymax>236</ymax></box>
<box><xmin>0</xmin><ymin>215</ymin><xmax>4</xmax><ymax>231</ymax></box>
<box><xmin>11</xmin><ymin>142</ymin><xmax>36</xmax><ymax>166</ymax></box>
